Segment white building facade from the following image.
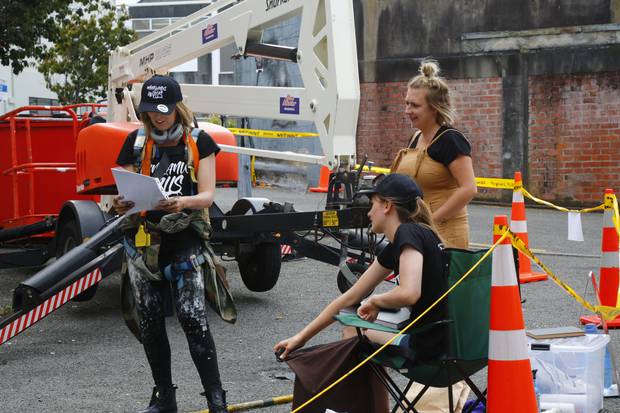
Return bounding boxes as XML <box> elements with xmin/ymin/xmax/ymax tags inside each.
<box><xmin>0</xmin><ymin>66</ymin><xmax>58</xmax><ymax>115</ymax></box>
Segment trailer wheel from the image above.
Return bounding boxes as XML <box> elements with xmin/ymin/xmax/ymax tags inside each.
<box><xmin>237</xmin><ymin>243</ymin><xmax>281</xmax><ymax>292</ymax></box>
<box><xmin>336</xmin><ymin>262</ymin><xmax>369</xmax><ymax>294</ymax></box>
<box><xmin>56</xmin><ymin>221</ymin><xmax>81</xmax><ymax>258</ymax></box>
<box><xmin>56</xmin><ymin>221</ymin><xmax>98</xmax><ymax>301</ymax></box>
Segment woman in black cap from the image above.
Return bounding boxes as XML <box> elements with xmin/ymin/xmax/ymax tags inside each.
<box><xmin>274</xmin><ymin>173</ymin><xmax>447</xmax><ymax>362</ymax></box>
<box><xmin>112</xmin><ymin>75</ymin><xmax>227</xmax><ymax>413</ymax></box>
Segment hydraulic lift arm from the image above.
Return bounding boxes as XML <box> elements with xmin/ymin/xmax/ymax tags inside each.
<box><xmin>108</xmin><ymin>0</ymin><xmax>360</xmax><ymax>170</ymax></box>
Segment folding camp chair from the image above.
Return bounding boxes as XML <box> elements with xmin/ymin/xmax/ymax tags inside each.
<box><xmin>335</xmin><ymin>248</ymin><xmax>492</xmax><ymax>413</ymax></box>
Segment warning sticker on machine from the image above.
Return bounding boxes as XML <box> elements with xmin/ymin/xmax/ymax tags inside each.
<box><xmin>322</xmin><ymin>210</ymin><xmax>339</xmax><ymax>227</ymax></box>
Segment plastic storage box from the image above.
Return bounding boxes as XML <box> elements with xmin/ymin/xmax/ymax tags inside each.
<box><xmin>528</xmin><ymin>334</ymin><xmax>609</xmax><ymax>413</ymax></box>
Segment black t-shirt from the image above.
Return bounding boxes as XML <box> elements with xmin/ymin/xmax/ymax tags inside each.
<box><xmin>410</xmin><ymin>126</ymin><xmax>471</xmax><ymax>167</ymax></box>
<box><xmin>116</xmin><ymin>128</ymin><xmax>220</xmax><ymax>259</ymax></box>
<box><xmin>377</xmin><ymin>222</ymin><xmax>447</xmax><ymax>360</ymax></box>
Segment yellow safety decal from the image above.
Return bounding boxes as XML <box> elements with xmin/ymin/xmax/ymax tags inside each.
<box><xmin>322</xmin><ymin>210</ymin><xmax>339</xmax><ymax>227</ymax></box>
<box><xmin>228</xmin><ymin>128</ymin><xmax>319</xmax><ymax>139</ymax></box>
<box><xmin>135</xmin><ymin>224</ymin><xmax>151</xmax><ymax>248</ymax></box>
<box><xmin>476</xmin><ymin>177</ymin><xmax>515</xmax><ymax>189</ymax></box>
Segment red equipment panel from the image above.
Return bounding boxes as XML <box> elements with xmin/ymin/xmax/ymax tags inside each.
<box><xmin>0</xmin><ymin>106</ymin><xmax>101</xmax><ymax>229</ymax></box>
<box><xmin>75</xmin><ymin>122</ymin><xmax>238</xmax><ymax>194</ymax></box>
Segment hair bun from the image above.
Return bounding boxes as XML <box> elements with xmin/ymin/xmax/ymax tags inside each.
<box><xmin>419</xmin><ymin>60</ymin><xmax>439</xmax><ymax>79</ymax></box>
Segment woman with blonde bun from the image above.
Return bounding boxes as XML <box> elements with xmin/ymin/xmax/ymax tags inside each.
<box><xmin>390</xmin><ymin>60</ymin><xmax>476</xmax><ymax>250</ymax></box>
<box><xmin>390</xmin><ymin>60</ymin><xmax>476</xmax><ymax>412</ymax></box>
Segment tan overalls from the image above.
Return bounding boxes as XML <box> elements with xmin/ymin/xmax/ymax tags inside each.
<box><xmin>390</xmin><ymin>129</ymin><xmax>470</xmax><ymax>249</ymax></box>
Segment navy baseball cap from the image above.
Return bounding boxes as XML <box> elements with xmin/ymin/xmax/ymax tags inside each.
<box><xmin>138</xmin><ymin>75</ymin><xmax>183</xmax><ymax>114</ymax></box>
<box><xmin>357</xmin><ymin>173</ymin><xmax>423</xmax><ymax>205</ymax></box>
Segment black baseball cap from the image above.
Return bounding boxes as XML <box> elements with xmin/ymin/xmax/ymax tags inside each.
<box><xmin>357</xmin><ymin>173</ymin><xmax>423</xmax><ymax>206</ymax></box>
<box><xmin>138</xmin><ymin>75</ymin><xmax>183</xmax><ymax>114</ymax></box>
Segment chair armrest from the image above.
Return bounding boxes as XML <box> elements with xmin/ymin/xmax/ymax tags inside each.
<box><xmin>334</xmin><ymin>313</ymin><xmax>452</xmax><ymax>336</ymax></box>
<box><xmin>334</xmin><ymin>313</ymin><xmax>400</xmax><ymax>333</ymax></box>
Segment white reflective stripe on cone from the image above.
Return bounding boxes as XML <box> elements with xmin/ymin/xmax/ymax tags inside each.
<box><xmin>510</xmin><ymin>220</ymin><xmax>528</xmax><ymax>234</ymax></box>
<box><xmin>489</xmin><ymin>329</ymin><xmax>530</xmax><ymax>361</ymax></box>
<box><xmin>601</xmin><ymin>251</ymin><xmax>620</xmax><ymax>269</ymax></box>
<box><xmin>512</xmin><ymin>189</ymin><xmax>525</xmax><ymax>203</ymax></box>
<box><xmin>492</xmin><ymin>245</ymin><xmax>518</xmax><ymax>287</ymax></box>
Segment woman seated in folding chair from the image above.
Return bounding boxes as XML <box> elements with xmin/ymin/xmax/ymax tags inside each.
<box><xmin>274</xmin><ymin>173</ymin><xmax>448</xmax><ymax>409</ymax></box>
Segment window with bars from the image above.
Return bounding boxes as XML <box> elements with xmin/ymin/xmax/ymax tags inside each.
<box><xmin>29</xmin><ymin>97</ymin><xmax>60</xmax><ymax>115</ymax></box>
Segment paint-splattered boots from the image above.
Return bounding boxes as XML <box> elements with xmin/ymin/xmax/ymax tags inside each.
<box><xmin>205</xmin><ymin>387</ymin><xmax>227</xmax><ymax>413</ymax></box>
<box><xmin>139</xmin><ymin>385</ymin><xmax>177</xmax><ymax>413</ymax></box>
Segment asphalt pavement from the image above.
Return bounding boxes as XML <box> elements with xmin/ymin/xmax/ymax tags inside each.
<box><xmin>1</xmin><ymin>187</ymin><xmax>618</xmax><ymax>412</ymax></box>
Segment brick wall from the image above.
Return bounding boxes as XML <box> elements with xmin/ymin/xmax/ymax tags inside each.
<box><xmin>357</xmin><ymin>72</ymin><xmax>620</xmax><ymax>204</ymax></box>
<box><xmin>356</xmin><ymin>77</ymin><xmax>504</xmax><ymax>200</ymax></box>
<box><xmin>529</xmin><ymin>72</ymin><xmax>620</xmax><ymax>204</ymax></box>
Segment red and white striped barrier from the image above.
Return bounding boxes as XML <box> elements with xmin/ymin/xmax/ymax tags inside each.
<box><xmin>0</xmin><ymin>268</ymin><xmax>102</xmax><ymax>345</ymax></box>
<box><xmin>280</xmin><ymin>244</ymin><xmax>293</xmax><ymax>256</ymax></box>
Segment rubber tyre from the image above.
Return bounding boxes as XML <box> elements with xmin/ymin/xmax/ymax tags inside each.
<box><xmin>336</xmin><ymin>262</ymin><xmax>369</xmax><ymax>294</ymax></box>
<box><xmin>238</xmin><ymin>243</ymin><xmax>281</xmax><ymax>292</ymax></box>
<box><xmin>56</xmin><ymin>221</ymin><xmax>98</xmax><ymax>301</ymax></box>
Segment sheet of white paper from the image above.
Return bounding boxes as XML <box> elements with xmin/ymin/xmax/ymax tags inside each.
<box><xmin>111</xmin><ymin>168</ymin><xmax>168</xmax><ymax>215</ymax></box>
<box><xmin>568</xmin><ymin>211</ymin><xmax>584</xmax><ymax>241</ymax></box>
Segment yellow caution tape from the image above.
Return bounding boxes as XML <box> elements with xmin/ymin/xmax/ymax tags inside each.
<box><xmin>612</xmin><ymin>194</ymin><xmax>620</xmax><ymax>239</ymax></box>
<box><xmin>228</xmin><ymin>128</ymin><xmax>319</xmax><ymax>139</ymax></box>
<box><xmin>355</xmin><ymin>169</ymin><xmax>516</xmax><ymax>190</ymax></box>
<box><xmin>496</xmin><ymin>224</ymin><xmax>620</xmax><ymax>321</ymax></box>
<box><xmin>519</xmin><ymin>185</ymin><xmax>605</xmax><ymax>214</ymax></box>
<box><xmin>475</xmin><ymin>177</ymin><xmax>515</xmax><ymax>189</ymax></box>
<box><xmin>355</xmin><ymin>164</ymin><xmax>391</xmax><ymax>175</ymax></box>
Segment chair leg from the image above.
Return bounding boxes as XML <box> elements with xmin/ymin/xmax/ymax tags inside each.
<box><xmin>390</xmin><ymin>380</ymin><xmax>416</xmax><ymax>413</ymax></box>
<box><xmin>403</xmin><ymin>383</ymin><xmax>433</xmax><ymax>413</ymax></box>
<box><xmin>367</xmin><ymin>362</ymin><xmax>417</xmax><ymax>413</ymax></box>
<box><xmin>453</xmin><ymin>363</ymin><xmax>487</xmax><ymax>406</ymax></box>
<box><xmin>446</xmin><ymin>364</ymin><xmax>454</xmax><ymax>413</ymax></box>
<box><xmin>462</xmin><ymin>392</ymin><xmax>487</xmax><ymax>413</ymax></box>
<box><xmin>381</xmin><ymin>373</ymin><xmax>417</xmax><ymax>413</ymax></box>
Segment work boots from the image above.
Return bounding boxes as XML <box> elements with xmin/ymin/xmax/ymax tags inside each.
<box><xmin>205</xmin><ymin>387</ymin><xmax>227</xmax><ymax>413</ymax></box>
<box><xmin>138</xmin><ymin>385</ymin><xmax>177</xmax><ymax>413</ymax></box>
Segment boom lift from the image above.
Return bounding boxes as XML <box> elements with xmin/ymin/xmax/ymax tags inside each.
<box><xmin>1</xmin><ymin>0</ymin><xmax>381</xmax><ymax>345</ymax></box>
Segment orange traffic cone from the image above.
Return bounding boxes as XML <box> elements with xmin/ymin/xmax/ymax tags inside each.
<box><xmin>487</xmin><ymin>215</ymin><xmax>538</xmax><ymax>412</ymax></box>
<box><xmin>309</xmin><ymin>166</ymin><xmax>331</xmax><ymax>193</ymax></box>
<box><xmin>511</xmin><ymin>171</ymin><xmax>547</xmax><ymax>283</ymax></box>
<box><xmin>580</xmin><ymin>188</ymin><xmax>620</xmax><ymax>328</ymax></box>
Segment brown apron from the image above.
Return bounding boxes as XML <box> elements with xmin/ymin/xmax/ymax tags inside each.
<box><xmin>390</xmin><ymin>130</ymin><xmax>470</xmax><ymax>249</ymax></box>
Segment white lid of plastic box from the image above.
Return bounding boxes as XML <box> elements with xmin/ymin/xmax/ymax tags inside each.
<box><xmin>528</xmin><ymin>334</ymin><xmax>609</xmax><ymax>351</ymax></box>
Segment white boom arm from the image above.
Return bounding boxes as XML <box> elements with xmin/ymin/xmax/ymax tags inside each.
<box><xmin>108</xmin><ymin>0</ymin><xmax>360</xmax><ymax>169</ymax></box>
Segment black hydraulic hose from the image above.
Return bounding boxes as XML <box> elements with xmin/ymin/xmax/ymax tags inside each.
<box><xmin>0</xmin><ymin>217</ymin><xmax>56</xmax><ymax>243</ymax></box>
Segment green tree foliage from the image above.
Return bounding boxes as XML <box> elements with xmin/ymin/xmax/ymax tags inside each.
<box><xmin>37</xmin><ymin>2</ymin><xmax>136</xmax><ymax>104</ymax></box>
<box><xmin>0</xmin><ymin>0</ymin><xmax>93</xmax><ymax>74</ymax></box>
